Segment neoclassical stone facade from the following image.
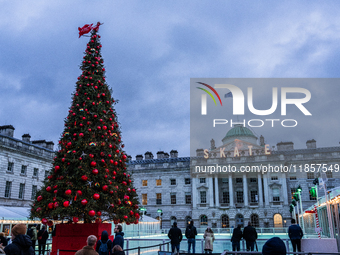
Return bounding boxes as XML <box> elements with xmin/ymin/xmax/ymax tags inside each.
<box><xmin>128</xmin><ymin>125</ymin><xmax>340</xmax><ymax>230</ymax></box>
<box><xmin>0</xmin><ymin>125</ymin><xmax>54</xmax><ymax>207</ymax></box>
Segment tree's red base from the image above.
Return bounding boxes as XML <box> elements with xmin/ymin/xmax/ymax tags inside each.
<box><xmin>51</xmin><ymin>223</ymin><xmax>112</xmax><ymax>255</ymax></box>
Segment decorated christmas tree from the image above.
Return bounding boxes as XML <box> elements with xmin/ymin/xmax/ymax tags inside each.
<box><xmin>30</xmin><ymin>22</ymin><xmax>140</xmax><ymax>224</ymax></box>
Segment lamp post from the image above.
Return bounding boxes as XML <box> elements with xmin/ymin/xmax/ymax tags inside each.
<box><xmin>297</xmin><ymin>185</ymin><xmax>304</xmax><ymax>234</ymax></box>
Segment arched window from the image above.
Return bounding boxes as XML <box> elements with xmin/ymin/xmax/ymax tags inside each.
<box><xmin>170</xmin><ymin>216</ymin><xmax>177</xmax><ymax>227</ymax></box>
<box><xmin>200</xmin><ymin>215</ymin><xmax>208</xmax><ymax>226</ymax></box>
<box><xmin>185</xmin><ymin>216</ymin><xmax>192</xmax><ymax>227</ymax></box>
<box><xmin>235</xmin><ymin>214</ymin><xmax>244</xmax><ymax>227</ymax></box>
<box><xmin>221</xmin><ymin>215</ymin><xmax>229</xmax><ymax>228</ymax></box>
<box><xmin>273</xmin><ymin>214</ymin><xmax>283</xmax><ymax>228</ymax></box>
<box><xmin>250</xmin><ymin>214</ymin><xmax>259</xmax><ymax>228</ymax></box>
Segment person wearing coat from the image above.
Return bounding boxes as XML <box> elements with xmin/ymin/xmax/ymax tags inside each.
<box><xmin>203</xmin><ymin>228</ymin><xmax>215</xmax><ymax>254</ymax></box>
<box><xmin>37</xmin><ymin>225</ymin><xmax>49</xmax><ymax>255</ymax></box>
<box><xmin>231</xmin><ymin>225</ymin><xmax>243</xmax><ymax>251</ymax></box>
<box><xmin>95</xmin><ymin>230</ymin><xmax>113</xmax><ymax>255</ymax></box>
<box><xmin>3</xmin><ymin>224</ymin><xmax>35</xmax><ymax>255</ymax></box>
<box><xmin>75</xmin><ymin>235</ymin><xmax>99</xmax><ymax>255</ymax></box>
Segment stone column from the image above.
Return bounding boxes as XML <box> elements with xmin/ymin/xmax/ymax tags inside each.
<box><xmin>243</xmin><ymin>174</ymin><xmax>248</xmax><ymax>206</ymax></box>
<box><xmin>263</xmin><ymin>173</ymin><xmax>269</xmax><ymax>206</ymax></box>
<box><xmin>282</xmin><ymin>172</ymin><xmax>288</xmax><ymax>205</ymax></box>
<box><xmin>215</xmin><ymin>177</ymin><xmax>220</xmax><ymax>207</ymax></box>
<box><xmin>192</xmin><ymin>177</ymin><xmax>197</xmax><ymax>208</ymax></box>
<box><xmin>257</xmin><ymin>173</ymin><xmax>263</xmax><ymax>206</ymax></box>
<box><xmin>229</xmin><ymin>175</ymin><xmax>234</xmax><ymax>207</ymax></box>
<box><xmin>209</xmin><ymin>178</ymin><xmax>214</xmax><ymax>207</ymax></box>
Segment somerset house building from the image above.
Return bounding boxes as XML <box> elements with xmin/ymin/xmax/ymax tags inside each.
<box><xmin>128</xmin><ymin>125</ymin><xmax>340</xmax><ymax>230</ymax></box>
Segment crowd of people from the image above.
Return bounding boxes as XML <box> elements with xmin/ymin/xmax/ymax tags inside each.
<box><xmin>0</xmin><ymin>223</ymin><xmax>125</xmax><ymax>255</ymax></box>
<box><xmin>168</xmin><ymin>219</ymin><xmax>303</xmax><ymax>255</ymax></box>
<box><xmin>0</xmin><ymin>218</ymin><xmax>304</xmax><ymax>255</ymax></box>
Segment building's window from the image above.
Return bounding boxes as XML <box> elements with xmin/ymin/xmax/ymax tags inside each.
<box><xmin>250</xmin><ymin>190</ymin><xmax>258</xmax><ymax>203</ymax></box>
<box><xmin>271</xmin><ymin>176</ymin><xmax>278</xmax><ymax>180</ymax></box>
<box><xmin>7</xmin><ymin>162</ymin><xmax>14</xmax><ymax>172</ymax></box>
<box><xmin>185</xmin><ymin>178</ymin><xmax>191</xmax><ymax>185</ymax></box>
<box><xmin>142</xmin><ymin>180</ymin><xmax>148</xmax><ymax>186</ymax></box>
<box><xmin>200</xmin><ymin>191</ymin><xmax>207</xmax><ymax>203</ymax></box>
<box><xmin>4</xmin><ymin>181</ymin><xmax>12</xmax><ymax>198</ymax></box>
<box><xmin>273</xmin><ymin>214</ymin><xmax>283</xmax><ymax>228</ymax></box>
<box><xmin>236</xmin><ymin>178</ymin><xmax>242</xmax><ymax>183</ymax></box>
<box><xmin>291</xmin><ymin>188</ymin><xmax>297</xmax><ymax>199</ymax></box>
<box><xmin>156</xmin><ymin>193</ymin><xmax>162</xmax><ymax>204</ymax></box>
<box><xmin>156</xmin><ymin>179</ymin><xmax>162</xmax><ymax>186</ymax></box>
<box><xmin>33</xmin><ymin>168</ymin><xmax>39</xmax><ymax>177</ymax></box>
<box><xmin>290</xmin><ymin>176</ymin><xmax>297</xmax><ymax>180</ymax></box>
<box><xmin>45</xmin><ymin>171</ymin><xmax>49</xmax><ymax>178</ymax></box>
<box><xmin>200</xmin><ymin>215</ymin><xmax>208</xmax><ymax>226</ymax></box>
<box><xmin>250</xmin><ymin>214</ymin><xmax>259</xmax><ymax>228</ymax></box>
<box><xmin>142</xmin><ymin>194</ymin><xmax>147</xmax><ymax>205</ymax></box>
<box><xmin>21</xmin><ymin>165</ymin><xmax>27</xmax><ymax>175</ymax></box>
<box><xmin>171</xmin><ymin>193</ymin><xmax>176</xmax><ymax>204</ymax></box>
<box><xmin>170</xmin><ymin>216</ymin><xmax>177</xmax><ymax>226</ymax></box>
<box><xmin>221</xmin><ymin>215</ymin><xmax>229</xmax><ymax>228</ymax></box>
<box><xmin>326</xmin><ymin>171</ymin><xmax>333</xmax><ymax>179</ymax></box>
<box><xmin>185</xmin><ymin>192</ymin><xmax>191</xmax><ymax>204</ymax></box>
<box><xmin>200</xmin><ymin>178</ymin><xmax>206</xmax><ymax>184</ymax></box>
<box><xmin>250</xmin><ymin>178</ymin><xmax>257</xmax><ymax>183</ymax></box>
<box><xmin>222</xmin><ymin>178</ymin><xmax>228</xmax><ymax>184</ymax></box>
<box><xmin>222</xmin><ymin>191</ymin><xmax>230</xmax><ymax>203</ymax></box>
<box><xmin>170</xmin><ymin>179</ymin><xmax>176</xmax><ymax>185</ymax></box>
<box><xmin>236</xmin><ymin>191</ymin><xmax>244</xmax><ymax>203</ymax></box>
<box><xmin>31</xmin><ymin>185</ymin><xmax>37</xmax><ymax>200</ymax></box>
<box><xmin>19</xmin><ymin>183</ymin><xmax>25</xmax><ymax>199</ymax></box>
<box><xmin>307</xmin><ymin>172</ymin><xmax>314</xmax><ymax>179</ymax></box>
<box><xmin>273</xmin><ymin>188</ymin><xmax>280</xmax><ymax>201</ymax></box>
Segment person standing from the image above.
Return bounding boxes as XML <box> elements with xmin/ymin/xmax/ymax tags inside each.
<box><xmin>37</xmin><ymin>225</ymin><xmax>48</xmax><ymax>255</ymax></box>
<box><xmin>231</xmin><ymin>225</ymin><xmax>243</xmax><ymax>252</ymax></box>
<box><xmin>75</xmin><ymin>235</ymin><xmax>99</xmax><ymax>255</ymax></box>
<box><xmin>112</xmin><ymin>225</ymin><xmax>124</xmax><ymax>250</ymax></box>
<box><xmin>96</xmin><ymin>230</ymin><xmax>113</xmax><ymax>255</ymax></box>
<box><xmin>168</xmin><ymin>222</ymin><xmax>183</xmax><ymax>254</ymax></box>
<box><xmin>29</xmin><ymin>225</ymin><xmax>37</xmax><ymax>251</ymax></box>
<box><xmin>203</xmin><ymin>227</ymin><xmax>215</xmax><ymax>254</ymax></box>
<box><xmin>288</xmin><ymin>219</ymin><xmax>303</xmax><ymax>254</ymax></box>
<box><xmin>185</xmin><ymin>221</ymin><xmax>197</xmax><ymax>254</ymax></box>
<box><xmin>243</xmin><ymin>222</ymin><xmax>257</xmax><ymax>251</ymax></box>
<box><xmin>4</xmin><ymin>223</ymin><xmax>35</xmax><ymax>255</ymax></box>
<box><xmin>0</xmin><ymin>232</ymin><xmax>8</xmax><ymax>247</ymax></box>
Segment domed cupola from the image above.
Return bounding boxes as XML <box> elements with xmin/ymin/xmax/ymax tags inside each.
<box><xmin>222</xmin><ymin>124</ymin><xmax>257</xmax><ymax>144</ymax></box>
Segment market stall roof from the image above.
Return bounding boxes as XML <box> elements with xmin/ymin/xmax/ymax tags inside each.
<box><xmin>0</xmin><ymin>206</ymin><xmax>31</xmax><ymax>220</ymax></box>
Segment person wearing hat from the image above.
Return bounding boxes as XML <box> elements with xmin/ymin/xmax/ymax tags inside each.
<box><xmin>262</xmin><ymin>237</ymin><xmax>286</xmax><ymax>255</ymax></box>
<box><xmin>4</xmin><ymin>223</ymin><xmax>35</xmax><ymax>255</ymax></box>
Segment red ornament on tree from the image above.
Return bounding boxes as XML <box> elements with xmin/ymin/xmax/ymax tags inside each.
<box><xmin>81</xmin><ymin>199</ymin><xmax>88</xmax><ymax>205</ymax></box>
<box><xmin>65</xmin><ymin>190</ymin><xmax>72</xmax><ymax>195</ymax></box>
<box><xmin>37</xmin><ymin>196</ymin><xmax>43</xmax><ymax>202</ymax></box>
<box><xmin>93</xmin><ymin>193</ymin><xmax>100</xmax><ymax>200</ymax></box>
<box><xmin>88</xmin><ymin>210</ymin><xmax>96</xmax><ymax>217</ymax></box>
<box><xmin>73</xmin><ymin>217</ymin><xmax>79</xmax><ymax>223</ymax></box>
<box><xmin>63</xmin><ymin>201</ymin><xmax>70</xmax><ymax>207</ymax></box>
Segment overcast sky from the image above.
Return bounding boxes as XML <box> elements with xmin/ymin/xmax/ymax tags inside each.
<box><xmin>1</xmin><ymin>1</ymin><xmax>340</xmax><ymax>159</ymax></box>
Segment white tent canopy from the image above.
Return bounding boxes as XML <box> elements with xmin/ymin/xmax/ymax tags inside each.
<box><xmin>0</xmin><ymin>206</ymin><xmax>31</xmax><ymax>220</ymax></box>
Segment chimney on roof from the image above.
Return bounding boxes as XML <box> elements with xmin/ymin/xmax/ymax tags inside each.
<box><xmin>127</xmin><ymin>155</ymin><xmax>132</xmax><ymax>161</ymax></box>
<box><xmin>276</xmin><ymin>141</ymin><xmax>294</xmax><ymax>151</ymax></box>
<box><xmin>196</xmin><ymin>148</ymin><xmax>204</xmax><ymax>157</ymax></box>
<box><xmin>0</xmin><ymin>125</ymin><xmax>15</xmax><ymax>137</ymax></box>
<box><xmin>170</xmin><ymin>150</ymin><xmax>178</xmax><ymax>158</ymax></box>
<box><xmin>22</xmin><ymin>134</ymin><xmax>31</xmax><ymax>143</ymax></box>
<box><xmin>136</xmin><ymin>154</ymin><xmax>143</xmax><ymax>160</ymax></box>
<box><xmin>32</xmin><ymin>140</ymin><xmax>47</xmax><ymax>148</ymax></box>
<box><xmin>164</xmin><ymin>152</ymin><xmax>169</xmax><ymax>158</ymax></box>
<box><xmin>46</xmin><ymin>141</ymin><xmax>54</xmax><ymax>150</ymax></box>
<box><xmin>306</xmin><ymin>139</ymin><xmax>316</xmax><ymax>149</ymax></box>
<box><xmin>260</xmin><ymin>135</ymin><xmax>265</xmax><ymax>146</ymax></box>
<box><xmin>144</xmin><ymin>151</ymin><xmax>154</xmax><ymax>160</ymax></box>
<box><xmin>157</xmin><ymin>151</ymin><xmax>165</xmax><ymax>159</ymax></box>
